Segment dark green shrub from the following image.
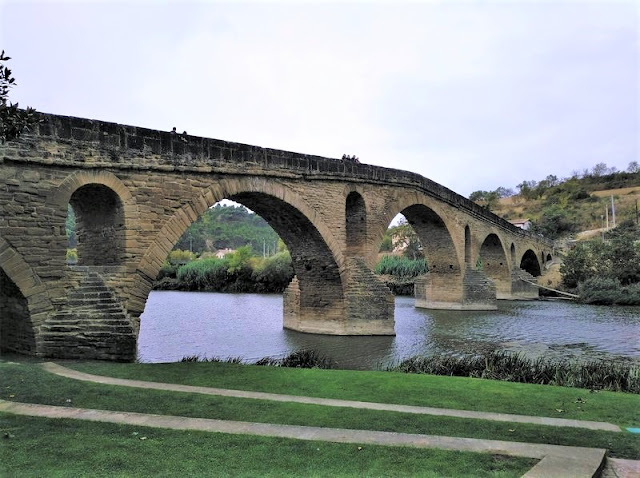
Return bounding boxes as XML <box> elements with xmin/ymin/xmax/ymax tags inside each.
<box><xmin>177</xmin><ymin>257</ymin><xmax>229</xmax><ymax>290</ymax></box>
<box><xmin>157</xmin><ymin>261</ymin><xmax>178</xmax><ymax>280</ymax></box>
<box><xmin>578</xmin><ymin>277</ymin><xmax>622</xmax><ymax>305</ymax></box>
<box><xmin>252</xmin><ymin>251</ymin><xmax>294</xmax><ymax>293</ymax></box>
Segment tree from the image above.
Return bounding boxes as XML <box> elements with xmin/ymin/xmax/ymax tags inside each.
<box><xmin>495</xmin><ymin>186</ymin><xmax>515</xmax><ymax>198</ymax></box>
<box><xmin>560</xmin><ymin>222</ymin><xmax>640</xmax><ymax>289</ymax></box>
<box><xmin>469</xmin><ymin>190</ymin><xmax>487</xmax><ymax>202</ymax></box>
<box><xmin>390</xmin><ymin>220</ymin><xmax>423</xmax><ymax>260</ymax></box>
<box><xmin>516</xmin><ymin>180</ymin><xmax>538</xmax><ymax>200</ymax></box>
<box><xmin>591</xmin><ymin>162</ymin><xmax>609</xmax><ymax>177</ymax></box>
<box><xmin>469</xmin><ymin>190</ymin><xmax>500</xmax><ymax>210</ymax></box>
<box><xmin>627</xmin><ymin>161</ymin><xmax>640</xmax><ymax>174</ymax></box>
<box><xmin>0</xmin><ymin>51</ymin><xmax>40</xmax><ymax>143</ymax></box>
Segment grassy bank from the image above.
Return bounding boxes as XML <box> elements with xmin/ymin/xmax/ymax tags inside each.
<box><xmin>1</xmin><ymin>414</ymin><xmax>532</xmax><ymax>477</ymax></box>
<box><xmin>2</xmin><ymin>360</ymin><xmax>638</xmax><ymax>462</ymax></box>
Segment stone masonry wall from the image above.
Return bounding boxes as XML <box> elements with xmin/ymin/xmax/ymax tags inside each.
<box><xmin>0</xmin><ymin>112</ymin><xmax>552</xmax><ymax>359</ymax></box>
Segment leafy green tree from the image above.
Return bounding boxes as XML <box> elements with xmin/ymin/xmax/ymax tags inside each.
<box><xmin>469</xmin><ymin>190</ymin><xmax>500</xmax><ymax>210</ymax></box>
<box><xmin>534</xmin><ymin>205</ymin><xmax>574</xmax><ymax>238</ymax></box>
<box><xmin>494</xmin><ymin>186</ymin><xmax>514</xmax><ymax>198</ymax></box>
<box><xmin>0</xmin><ymin>51</ymin><xmax>40</xmax><ymax>143</ymax></box>
<box><xmin>516</xmin><ymin>180</ymin><xmax>538</xmax><ymax>200</ymax></box>
<box><xmin>591</xmin><ymin>162</ymin><xmax>609</xmax><ymax>177</ymax></box>
<box><xmin>561</xmin><ymin>222</ymin><xmax>640</xmax><ymax>289</ymax></box>
<box><xmin>391</xmin><ymin>220</ymin><xmax>423</xmax><ymax>260</ymax></box>
<box><xmin>226</xmin><ymin>245</ymin><xmax>253</xmax><ymax>274</ymax></box>
<box><xmin>560</xmin><ymin>243</ymin><xmax>591</xmax><ymax>288</ymax></box>
<box><xmin>174</xmin><ymin>204</ymin><xmax>280</xmax><ymax>254</ymax></box>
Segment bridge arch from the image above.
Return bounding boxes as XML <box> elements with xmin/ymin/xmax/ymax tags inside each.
<box><xmin>0</xmin><ymin>237</ymin><xmax>51</xmax><ymax>354</ymax></box>
<box><xmin>520</xmin><ymin>249</ymin><xmax>542</xmax><ymax>277</ymax></box>
<box><xmin>132</xmin><ymin>178</ymin><xmax>345</xmax><ymax>319</ymax></box>
<box><xmin>345</xmin><ymin>191</ymin><xmax>367</xmax><ymax>251</ymax></box>
<box><xmin>49</xmin><ymin>171</ymin><xmax>138</xmax><ymax>266</ymax></box>
<box><xmin>379</xmin><ymin>196</ymin><xmax>462</xmax><ymax>273</ymax></box>
<box><xmin>478</xmin><ymin>233</ymin><xmax>510</xmax><ymax>298</ymax></box>
<box><xmin>464</xmin><ymin>226</ymin><xmax>472</xmax><ymax>264</ymax></box>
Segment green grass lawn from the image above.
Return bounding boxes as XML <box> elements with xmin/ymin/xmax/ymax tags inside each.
<box><xmin>70</xmin><ymin>359</ymin><xmax>640</xmax><ymax>427</ymax></box>
<box><xmin>0</xmin><ymin>415</ymin><xmax>533</xmax><ymax>478</ymax></box>
<box><xmin>1</xmin><ymin>358</ymin><xmax>639</xmax><ymax>476</ymax></box>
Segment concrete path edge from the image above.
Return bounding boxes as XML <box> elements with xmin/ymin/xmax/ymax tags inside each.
<box><xmin>43</xmin><ymin>362</ymin><xmax>621</xmax><ymax>433</ymax></box>
<box><xmin>0</xmin><ymin>399</ymin><xmax>607</xmax><ymax>478</ymax></box>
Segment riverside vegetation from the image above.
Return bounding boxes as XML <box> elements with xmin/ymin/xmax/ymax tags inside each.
<box><xmin>179</xmin><ymin>349</ymin><xmax>640</xmax><ymax>394</ymax></box>
<box><xmin>470</xmin><ymin>163</ymin><xmax>640</xmax><ymax>303</ymax></box>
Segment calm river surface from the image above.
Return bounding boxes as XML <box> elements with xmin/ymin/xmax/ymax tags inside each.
<box><xmin>138</xmin><ymin>291</ymin><xmax>640</xmax><ymax>369</ymax></box>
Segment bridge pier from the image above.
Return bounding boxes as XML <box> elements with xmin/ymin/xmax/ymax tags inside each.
<box><xmin>284</xmin><ymin>258</ymin><xmax>395</xmax><ymax>336</ymax></box>
<box><xmin>414</xmin><ymin>266</ymin><xmax>497</xmax><ymax>310</ymax></box>
<box><xmin>509</xmin><ymin>269</ymin><xmax>539</xmax><ymax>300</ymax></box>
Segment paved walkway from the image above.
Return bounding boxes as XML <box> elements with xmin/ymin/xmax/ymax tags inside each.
<box><xmin>0</xmin><ymin>399</ymin><xmax>606</xmax><ymax>478</ymax></box>
<box><xmin>44</xmin><ymin>362</ymin><xmax>621</xmax><ymax>432</ymax></box>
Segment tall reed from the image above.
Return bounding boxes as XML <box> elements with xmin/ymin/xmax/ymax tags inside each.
<box><xmin>390</xmin><ymin>351</ymin><xmax>639</xmax><ymax>393</ymax></box>
<box><xmin>374</xmin><ymin>255</ymin><xmax>429</xmax><ymax>278</ymax></box>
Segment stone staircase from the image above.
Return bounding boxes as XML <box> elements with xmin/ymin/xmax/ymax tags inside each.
<box><xmin>511</xmin><ymin>268</ymin><xmax>539</xmax><ymax>299</ymax></box>
<box><xmin>345</xmin><ymin>257</ymin><xmax>394</xmax><ymax>323</ymax></box>
<box><xmin>40</xmin><ymin>269</ymin><xmax>136</xmax><ymax>361</ymax></box>
<box><xmin>462</xmin><ymin>266</ymin><xmax>497</xmax><ymax>306</ymax></box>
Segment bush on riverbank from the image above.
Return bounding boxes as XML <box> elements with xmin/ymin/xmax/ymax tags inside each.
<box><xmin>390</xmin><ymin>351</ymin><xmax>640</xmax><ymax>393</ymax></box>
<box><xmin>155</xmin><ymin>250</ymin><xmax>426</xmax><ymax>294</ymax></box>
<box><xmin>164</xmin><ymin>248</ymin><xmax>294</xmax><ymax>293</ymax></box>
<box><xmin>374</xmin><ymin>255</ymin><xmax>428</xmax><ymax>278</ymax></box>
<box><xmin>578</xmin><ymin>277</ymin><xmax>640</xmax><ymax>305</ymax></box>
<box><xmin>561</xmin><ymin>220</ymin><xmax>640</xmax><ymax>304</ymax></box>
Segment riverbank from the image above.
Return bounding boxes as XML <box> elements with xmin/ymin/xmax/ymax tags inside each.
<box><xmin>154</xmin><ymin>276</ymin><xmax>416</xmax><ymax>296</ymax></box>
<box><xmin>0</xmin><ymin>362</ymin><xmax>640</xmax><ymax>476</ymax></box>
<box><xmin>2</xmin><ymin>359</ymin><xmax>639</xmax><ymax>477</ymax></box>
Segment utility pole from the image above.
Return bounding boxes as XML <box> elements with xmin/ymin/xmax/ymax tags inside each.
<box><xmin>611</xmin><ymin>195</ymin><xmax>616</xmax><ymax>228</ymax></box>
<box><xmin>636</xmin><ymin>199</ymin><xmax>639</xmax><ymax>225</ymax></box>
<box><xmin>605</xmin><ymin>206</ymin><xmax>609</xmax><ymax>230</ymax></box>
<box><xmin>601</xmin><ymin>215</ymin><xmax>605</xmax><ymax>242</ymax></box>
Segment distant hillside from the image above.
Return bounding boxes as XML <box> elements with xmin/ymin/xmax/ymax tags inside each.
<box><xmin>471</xmin><ymin>166</ymin><xmax>640</xmax><ymax>240</ymax></box>
<box><xmin>174</xmin><ymin>204</ymin><xmax>280</xmax><ymax>254</ymax></box>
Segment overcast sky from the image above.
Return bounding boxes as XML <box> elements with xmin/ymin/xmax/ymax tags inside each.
<box><xmin>1</xmin><ymin>0</ymin><xmax>638</xmax><ymax>197</ymax></box>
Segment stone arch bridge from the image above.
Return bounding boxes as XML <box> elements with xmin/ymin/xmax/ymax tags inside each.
<box><xmin>0</xmin><ymin>113</ymin><xmax>554</xmax><ymax>361</ymax></box>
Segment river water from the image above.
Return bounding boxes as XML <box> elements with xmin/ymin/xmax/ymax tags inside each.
<box><xmin>138</xmin><ymin>291</ymin><xmax>640</xmax><ymax>369</ymax></box>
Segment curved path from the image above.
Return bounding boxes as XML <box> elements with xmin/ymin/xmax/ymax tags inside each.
<box><xmin>0</xmin><ymin>398</ymin><xmax>606</xmax><ymax>478</ymax></box>
<box><xmin>3</xmin><ymin>362</ymin><xmax>636</xmax><ymax>477</ymax></box>
<box><xmin>44</xmin><ymin>362</ymin><xmax>620</xmax><ymax>432</ymax></box>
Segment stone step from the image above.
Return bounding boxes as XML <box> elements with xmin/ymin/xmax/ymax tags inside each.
<box><xmin>68</xmin><ymin>298</ymin><xmax>119</xmax><ymax>307</ymax></box>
